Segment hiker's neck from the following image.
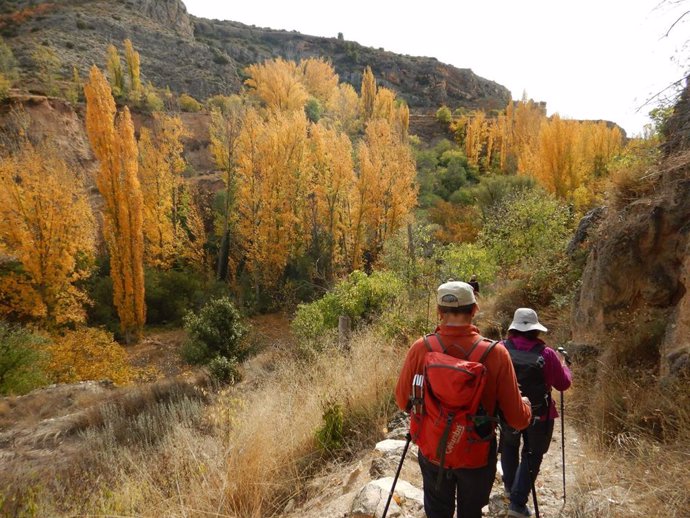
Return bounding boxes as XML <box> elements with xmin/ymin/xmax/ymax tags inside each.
<box><xmin>439</xmin><ymin>313</ymin><xmax>474</xmax><ymax>326</ymax></box>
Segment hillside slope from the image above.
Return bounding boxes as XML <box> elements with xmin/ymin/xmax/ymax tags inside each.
<box><xmin>2</xmin><ymin>0</ymin><xmax>510</xmax><ymax>111</ymax></box>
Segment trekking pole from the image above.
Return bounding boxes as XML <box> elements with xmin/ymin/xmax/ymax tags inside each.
<box><xmin>521</xmin><ymin>430</ymin><xmax>540</xmax><ymax>518</ymax></box>
<box><xmin>560</xmin><ymin>390</ymin><xmax>566</xmax><ymax>504</ymax></box>
<box><xmin>381</xmin><ymin>432</ymin><xmax>412</xmax><ymax>518</ymax></box>
<box><xmin>557</xmin><ymin>346</ymin><xmax>571</xmax><ymax>504</ymax></box>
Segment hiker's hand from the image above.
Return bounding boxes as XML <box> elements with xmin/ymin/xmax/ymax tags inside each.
<box><xmin>521</xmin><ymin>396</ymin><xmax>531</xmax><ymax>407</ymax></box>
<box><xmin>557</xmin><ymin>347</ymin><xmax>572</xmax><ymax>366</ymax></box>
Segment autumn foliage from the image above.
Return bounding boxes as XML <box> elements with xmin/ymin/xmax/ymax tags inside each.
<box><xmin>451</xmin><ymin>99</ymin><xmax>623</xmax><ymax>211</ymax></box>
<box><xmin>208</xmin><ymin>58</ymin><xmax>416</xmax><ymax>288</ymax></box>
<box><xmin>84</xmin><ymin>66</ymin><xmax>146</xmax><ymax>343</ymax></box>
<box><xmin>47</xmin><ymin>327</ymin><xmax>133</xmax><ymax>385</ymax></box>
<box><xmin>0</xmin><ymin>139</ymin><xmax>94</xmax><ymax>324</ymax></box>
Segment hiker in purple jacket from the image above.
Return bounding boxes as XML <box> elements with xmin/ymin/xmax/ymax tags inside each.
<box><xmin>499</xmin><ymin>308</ymin><xmax>572</xmax><ymax>518</ymax></box>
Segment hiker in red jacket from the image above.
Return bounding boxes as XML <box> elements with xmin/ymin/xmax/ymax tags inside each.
<box><xmin>499</xmin><ymin>307</ymin><xmax>572</xmax><ymax>518</ymax></box>
<box><xmin>395</xmin><ymin>281</ymin><xmax>532</xmax><ymax>518</ymax></box>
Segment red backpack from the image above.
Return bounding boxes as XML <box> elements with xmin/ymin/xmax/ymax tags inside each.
<box><xmin>409</xmin><ymin>334</ymin><xmax>498</xmax><ymax>474</ymax></box>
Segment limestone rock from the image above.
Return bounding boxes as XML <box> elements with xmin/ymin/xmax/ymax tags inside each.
<box><xmin>350</xmin><ymin>478</ymin><xmax>423</xmax><ymax>518</ymax></box>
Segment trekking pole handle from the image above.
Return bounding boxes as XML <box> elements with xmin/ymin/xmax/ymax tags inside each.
<box><xmin>557</xmin><ymin>347</ymin><xmax>572</xmax><ymax>366</ymax></box>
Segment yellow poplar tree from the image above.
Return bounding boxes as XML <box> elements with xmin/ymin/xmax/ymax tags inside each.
<box><xmin>0</xmin><ymin>141</ymin><xmax>95</xmax><ymax>324</ymax></box>
<box><xmin>84</xmin><ymin>66</ymin><xmax>145</xmax><ymax>343</ymax></box>
<box><xmin>123</xmin><ymin>39</ymin><xmax>141</xmax><ymax>99</ymax></box>
<box><xmin>300</xmin><ymin>57</ymin><xmax>339</xmax><ymax>104</ymax></box>
<box><xmin>138</xmin><ymin>114</ymin><xmax>187</xmax><ymax>268</ymax></box>
<box><xmin>353</xmin><ymin>119</ymin><xmax>417</xmax><ymax>266</ymax></box>
<box><xmin>307</xmin><ymin>122</ymin><xmax>355</xmax><ymax>276</ymax></box>
<box><xmin>235</xmin><ymin>108</ymin><xmax>310</xmax><ymax>286</ymax></box>
<box><xmin>245</xmin><ymin>58</ymin><xmax>308</xmax><ymax>113</ymax></box>
<box><xmin>325</xmin><ymin>82</ymin><xmax>361</xmax><ymax>135</ymax></box>
<box><xmin>360</xmin><ymin>66</ymin><xmax>377</xmax><ymax>122</ymax></box>
<box><xmin>105</xmin><ymin>44</ymin><xmax>124</xmax><ymax>97</ymax></box>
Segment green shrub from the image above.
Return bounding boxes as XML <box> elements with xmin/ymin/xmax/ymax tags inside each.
<box><xmin>291</xmin><ymin>270</ymin><xmax>405</xmax><ymax>343</ymax></box>
<box><xmin>315</xmin><ymin>401</ymin><xmax>344</xmax><ymax>453</ymax></box>
<box><xmin>305</xmin><ymin>97</ymin><xmax>323</xmax><ymax>122</ymax></box>
<box><xmin>434</xmin><ymin>242</ymin><xmax>499</xmax><ymax>287</ymax></box>
<box><xmin>479</xmin><ymin>188</ymin><xmax>572</xmax><ymax>272</ymax></box>
<box><xmin>145</xmin><ymin>268</ymin><xmax>205</xmax><ymax>326</ymax></box>
<box><xmin>0</xmin><ymin>322</ymin><xmax>48</xmax><ymax>395</ymax></box>
<box><xmin>178</xmin><ymin>93</ymin><xmax>202</xmax><ymax>112</ymax></box>
<box><xmin>436</xmin><ymin>105</ymin><xmax>452</xmax><ymax>125</ymax></box>
<box><xmin>182</xmin><ymin>297</ymin><xmax>249</xmax><ymax>365</ymax></box>
<box><xmin>207</xmin><ymin>355</ymin><xmax>241</xmax><ymax>384</ymax></box>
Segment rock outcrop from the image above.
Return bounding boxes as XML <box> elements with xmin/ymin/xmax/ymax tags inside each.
<box><xmin>572</xmin><ymin>79</ymin><xmax>690</xmax><ymax>377</ymax></box>
<box><xmin>4</xmin><ymin>0</ymin><xmax>510</xmax><ymax>111</ymax></box>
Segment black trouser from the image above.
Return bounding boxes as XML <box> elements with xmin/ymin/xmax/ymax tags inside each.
<box><xmin>499</xmin><ymin>419</ymin><xmax>554</xmax><ymax>507</ymax></box>
<box><xmin>417</xmin><ymin>440</ymin><xmax>497</xmax><ymax>518</ymax></box>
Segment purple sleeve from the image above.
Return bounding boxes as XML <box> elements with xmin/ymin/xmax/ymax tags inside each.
<box><xmin>542</xmin><ymin>347</ymin><xmax>572</xmax><ymax>391</ymax></box>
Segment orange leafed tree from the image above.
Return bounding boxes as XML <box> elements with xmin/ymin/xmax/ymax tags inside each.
<box><xmin>325</xmin><ymin>82</ymin><xmax>361</xmax><ymax>135</ymax></box>
<box><xmin>84</xmin><ymin>66</ymin><xmax>145</xmax><ymax>343</ymax></box>
<box><xmin>138</xmin><ymin>114</ymin><xmax>187</xmax><ymax>268</ymax></box>
<box><xmin>234</xmin><ymin>108</ymin><xmax>310</xmax><ymax>286</ymax></box>
<box><xmin>352</xmin><ymin>119</ymin><xmax>417</xmax><ymax>267</ymax></box>
<box><xmin>299</xmin><ymin>57</ymin><xmax>339</xmax><ymax>105</ymax></box>
<box><xmin>0</xmin><ymin>140</ymin><xmax>95</xmax><ymax>324</ymax></box>
<box><xmin>245</xmin><ymin>58</ymin><xmax>308</xmax><ymax>113</ymax></box>
<box><xmin>360</xmin><ymin>66</ymin><xmax>377</xmax><ymax>122</ymax></box>
<box><xmin>307</xmin><ymin>122</ymin><xmax>355</xmax><ymax>276</ymax></box>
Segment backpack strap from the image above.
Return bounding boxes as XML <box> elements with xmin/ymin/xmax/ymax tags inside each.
<box><xmin>467</xmin><ymin>337</ymin><xmax>498</xmax><ymax>364</ymax></box>
<box><xmin>423</xmin><ymin>333</ymin><xmax>447</xmax><ymax>353</ymax></box>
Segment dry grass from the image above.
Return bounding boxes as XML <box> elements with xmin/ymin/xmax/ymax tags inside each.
<box><xmin>3</xmin><ymin>326</ymin><xmax>402</xmax><ymax>517</ymax></box>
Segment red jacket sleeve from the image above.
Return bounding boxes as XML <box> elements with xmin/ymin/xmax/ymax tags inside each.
<box><xmin>395</xmin><ymin>338</ymin><xmax>426</xmax><ymax>412</ymax></box>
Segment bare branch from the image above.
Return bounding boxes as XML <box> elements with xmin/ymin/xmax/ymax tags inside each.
<box><xmin>664</xmin><ymin>9</ymin><xmax>690</xmax><ymax>37</ymax></box>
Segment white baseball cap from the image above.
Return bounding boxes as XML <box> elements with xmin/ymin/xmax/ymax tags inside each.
<box><xmin>437</xmin><ymin>281</ymin><xmax>476</xmax><ymax>307</ymax></box>
<box><xmin>508</xmin><ymin>308</ymin><xmax>548</xmax><ymax>333</ymax></box>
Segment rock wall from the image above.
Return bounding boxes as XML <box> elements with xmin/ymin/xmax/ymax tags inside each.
<box><xmin>572</xmin><ymin>79</ymin><xmax>690</xmax><ymax>377</ymax></box>
<box><xmin>4</xmin><ymin>0</ymin><xmax>510</xmax><ymax>111</ymax></box>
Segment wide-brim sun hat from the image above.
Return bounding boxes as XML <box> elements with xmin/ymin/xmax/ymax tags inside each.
<box><xmin>508</xmin><ymin>307</ymin><xmax>548</xmax><ymax>333</ymax></box>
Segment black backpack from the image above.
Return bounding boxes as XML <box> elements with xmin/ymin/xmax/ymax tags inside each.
<box><xmin>504</xmin><ymin>339</ymin><xmax>550</xmax><ymax>419</ymax></box>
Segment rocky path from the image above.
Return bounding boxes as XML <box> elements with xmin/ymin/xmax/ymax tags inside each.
<box><xmin>281</xmin><ymin>410</ymin><xmax>631</xmax><ymax>518</ymax></box>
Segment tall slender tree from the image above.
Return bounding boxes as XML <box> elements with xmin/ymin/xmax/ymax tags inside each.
<box><xmin>84</xmin><ymin>66</ymin><xmax>145</xmax><ymax>343</ymax></box>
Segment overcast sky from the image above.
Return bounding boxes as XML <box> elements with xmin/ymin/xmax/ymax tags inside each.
<box><xmin>184</xmin><ymin>0</ymin><xmax>688</xmax><ymax>136</ymax></box>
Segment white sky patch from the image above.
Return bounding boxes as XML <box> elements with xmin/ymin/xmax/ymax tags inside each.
<box><xmin>184</xmin><ymin>0</ymin><xmax>688</xmax><ymax>136</ymax></box>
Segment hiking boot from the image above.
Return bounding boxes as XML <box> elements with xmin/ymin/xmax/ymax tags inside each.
<box><xmin>506</xmin><ymin>502</ymin><xmax>532</xmax><ymax>517</ymax></box>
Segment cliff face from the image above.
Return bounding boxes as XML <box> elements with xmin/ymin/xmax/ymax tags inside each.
<box><xmin>572</xmin><ymin>80</ymin><xmax>690</xmax><ymax>378</ymax></box>
<box><xmin>2</xmin><ymin>0</ymin><xmax>510</xmax><ymax>110</ymax></box>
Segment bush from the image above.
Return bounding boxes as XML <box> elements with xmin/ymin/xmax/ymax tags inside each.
<box><xmin>207</xmin><ymin>355</ymin><xmax>241</xmax><ymax>385</ymax></box>
<box><xmin>479</xmin><ymin>188</ymin><xmax>572</xmax><ymax>272</ymax></box>
<box><xmin>291</xmin><ymin>270</ymin><xmax>405</xmax><ymax>343</ymax></box>
<box><xmin>436</xmin><ymin>105</ymin><xmax>452</xmax><ymax>125</ymax></box>
<box><xmin>178</xmin><ymin>93</ymin><xmax>202</xmax><ymax>112</ymax></box>
<box><xmin>305</xmin><ymin>97</ymin><xmax>322</xmax><ymax>122</ymax></box>
<box><xmin>182</xmin><ymin>297</ymin><xmax>249</xmax><ymax>365</ymax></box>
<box><xmin>434</xmin><ymin>242</ymin><xmax>499</xmax><ymax>287</ymax></box>
<box><xmin>47</xmin><ymin>327</ymin><xmax>133</xmax><ymax>385</ymax></box>
<box><xmin>145</xmin><ymin>268</ymin><xmax>205</xmax><ymax>326</ymax></box>
<box><xmin>0</xmin><ymin>322</ymin><xmax>48</xmax><ymax>395</ymax></box>
<box><xmin>315</xmin><ymin>401</ymin><xmax>344</xmax><ymax>453</ymax></box>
